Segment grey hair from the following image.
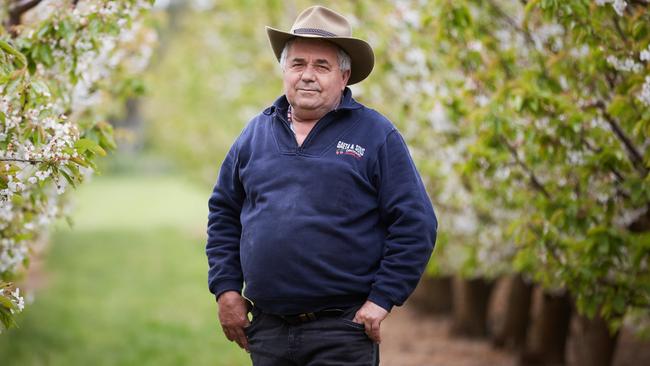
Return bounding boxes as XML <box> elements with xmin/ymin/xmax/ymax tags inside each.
<box><xmin>280</xmin><ymin>38</ymin><xmax>351</xmax><ymax>73</ymax></box>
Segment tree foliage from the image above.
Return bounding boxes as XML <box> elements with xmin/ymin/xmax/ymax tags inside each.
<box><xmin>413</xmin><ymin>0</ymin><xmax>650</xmax><ymax>329</ymax></box>
<box><xmin>0</xmin><ymin>0</ymin><xmax>155</xmax><ymax>332</ymax></box>
<box><xmin>143</xmin><ymin>0</ymin><xmax>288</xmax><ymax>183</ymax></box>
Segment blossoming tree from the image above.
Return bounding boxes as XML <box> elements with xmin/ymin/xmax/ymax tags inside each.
<box><xmin>0</xmin><ymin>0</ymin><xmax>155</xmax><ymax>332</ymax></box>
<box><xmin>424</xmin><ymin>0</ymin><xmax>650</xmax><ymax>327</ymax></box>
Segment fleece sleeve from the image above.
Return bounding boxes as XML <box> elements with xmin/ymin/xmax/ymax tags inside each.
<box><xmin>206</xmin><ymin>141</ymin><xmax>246</xmax><ymax>300</ymax></box>
<box><xmin>368</xmin><ymin>130</ymin><xmax>438</xmax><ymax>312</ymax></box>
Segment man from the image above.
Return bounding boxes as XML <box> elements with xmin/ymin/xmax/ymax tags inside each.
<box><xmin>206</xmin><ymin>6</ymin><xmax>437</xmax><ymax>365</ymax></box>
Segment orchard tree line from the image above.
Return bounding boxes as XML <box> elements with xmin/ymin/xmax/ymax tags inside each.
<box><xmin>0</xmin><ymin>0</ymin><xmax>155</xmax><ymax>332</ymax></box>
<box><xmin>420</xmin><ymin>0</ymin><xmax>650</xmax><ymax>325</ymax></box>
<box><xmin>146</xmin><ymin>0</ymin><xmax>649</xmax><ymax>364</ymax></box>
<box><xmin>385</xmin><ymin>1</ymin><xmax>650</xmax><ymax>364</ymax></box>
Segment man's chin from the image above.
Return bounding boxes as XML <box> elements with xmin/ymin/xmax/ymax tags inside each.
<box><xmin>292</xmin><ymin>99</ymin><xmax>320</xmax><ymax>110</ymax></box>
<box><xmin>296</xmin><ymin>91</ymin><xmax>319</xmax><ymax>99</ymax></box>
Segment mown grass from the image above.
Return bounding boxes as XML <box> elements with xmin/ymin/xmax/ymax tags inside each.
<box><xmin>0</xmin><ymin>173</ymin><xmax>249</xmax><ymax>366</ymax></box>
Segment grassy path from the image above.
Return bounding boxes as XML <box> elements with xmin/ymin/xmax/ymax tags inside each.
<box><xmin>0</xmin><ymin>174</ymin><xmax>249</xmax><ymax>366</ymax></box>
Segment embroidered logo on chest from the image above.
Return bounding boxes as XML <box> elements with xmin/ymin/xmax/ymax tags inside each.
<box><xmin>336</xmin><ymin>140</ymin><xmax>365</xmax><ymax>159</ymax></box>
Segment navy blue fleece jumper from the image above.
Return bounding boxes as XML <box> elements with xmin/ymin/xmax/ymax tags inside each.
<box><xmin>206</xmin><ymin>88</ymin><xmax>437</xmax><ymax>314</ymax></box>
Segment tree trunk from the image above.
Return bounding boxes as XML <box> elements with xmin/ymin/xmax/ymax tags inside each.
<box><xmin>408</xmin><ymin>275</ymin><xmax>453</xmax><ymax>315</ymax></box>
<box><xmin>488</xmin><ymin>274</ymin><xmax>533</xmax><ymax>350</ymax></box>
<box><xmin>111</xmin><ymin>98</ymin><xmax>144</xmax><ymax>153</ymax></box>
<box><xmin>611</xmin><ymin>326</ymin><xmax>650</xmax><ymax>366</ymax></box>
<box><xmin>567</xmin><ymin>313</ymin><xmax>619</xmax><ymax>366</ymax></box>
<box><xmin>518</xmin><ymin>287</ymin><xmax>572</xmax><ymax>366</ymax></box>
<box><xmin>450</xmin><ymin>276</ymin><xmax>494</xmax><ymax>338</ymax></box>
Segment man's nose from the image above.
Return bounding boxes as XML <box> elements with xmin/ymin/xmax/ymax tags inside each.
<box><xmin>300</xmin><ymin>66</ymin><xmax>316</xmax><ymax>81</ymax></box>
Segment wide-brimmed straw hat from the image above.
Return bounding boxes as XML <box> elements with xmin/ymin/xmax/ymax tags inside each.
<box><xmin>266</xmin><ymin>5</ymin><xmax>375</xmax><ymax>85</ymax></box>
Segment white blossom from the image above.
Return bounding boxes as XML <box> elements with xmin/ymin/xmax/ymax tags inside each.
<box><xmin>190</xmin><ymin>0</ymin><xmax>216</xmax><ymax>11</ymax></box>
<box><xmin>637</xmin><ymin>76</ymin><xmax>650</xmax><ymax>107</ymax></box>
<box><xmin>475</xmin><ymin>94</ymin><xmax>490</xmax><ymax>107</ymax></box>
<box><xmin>640</xmin><ymin>45</ymin><xmax>650</xmax><ymax>62</ymax></box>
<box><xmin>7</xmin><ymin>181</ymin><xmax>25</xmax><ymax>193</ymax></box>
<box><xmin>35</xmin><ymin>170</ymin><xmax>51</xmax><ymax>181</ymax></box>
<box><xmin>531</xmin><ymin>23</ymin><xmax>564</xmax><ymax>52</ymax></box>
<box><xmin>8</xmin><ymin>288</ymin><xmax>25</xmax><ymax>314</ymax></box>
<box><xmin>468</xmin><ymin>40</ymin><xmax>483</xmax><ymax>52</ymax></box>
<box><xmin>494</xmin><ymin>29</ymin><xmax>513</xmax><ymax>51</ymax></box>
<box><xmin>607</xmin><ymin>55</ymin><xmax>643</xmax><ymax>73</ymax></box>
<box><xmin>613</xmin><ymin>0</ymin><xmax>627</xmax><ymax>16</ymax></box>
<box><xmin>595</xmin><ymin>0</ymin><xmax>627</xmax><ymax>16</ymax></box>
<box><xmin>0</xmin><ymin>285</ymin><xmax>25</xmax><ymax>317</ymax></box>
<box><xmin>394</xmin><ymin>0</ymin><xmax>420</xmax><ymax>28</ymax></box>
<box><xmin>405</xmin><ymin>48</ymin><xmax>427</xmax><ymax>67</ymax></box>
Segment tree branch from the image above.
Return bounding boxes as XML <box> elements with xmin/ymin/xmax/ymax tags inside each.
<box><xmin>500</xmin><ymin>136</ymin><xmax>551</xmax><ymax>199</ymax></box>
<box><xmin>0</xmin><ymin>158</ymin><xmax>46</xmax><ymax>164</ymax></box>
<box><xmin>485</xmin><ymin>0</ymin><xmax>554</xmax><ymax>82</ymax></box>
<box><xmin>486</xmin><ymin>0</ymin><xmax>536</xmax><ymax>48</ymax></box>
<box><xmin>628</xmin><ymin>0</ymin><xmax>650</xmax><ymax>7</ymax></box>
<box><xmin>579</xmin><ymin>135</ymin><xmax>628</xmax><ymax>185</ymax></box>
<box><xmin>5</xmin><ymin>0</ymin><xmax>43</xmax><ymax>36</ymax></box>
<box><xmin>611</xmin><ymin>14</ymin><xmax>629</xmax><ymax>51</ymax></box>
<box><xmin>628</xmin><ymin>206</ymin><xmax>650</xmax><ymax>233</ymax></box>
<box><xmin>594</xmin><ymin>102</ymin><xmax>649</xmax><ymax>177</ymax></box>
<box><xmin>527</xmin><ymin>223</ymin><xmax>565</xmax><ymax>266</ymax></box>
<box><xmin>604</xmin><ymin>72</ymin><xmax>617</xmax><ymax>90</ymax></box>
<box><xmin>577</xmin><ymin>135</ymin><xmax>631</xmax><ymax>199</ymax></box>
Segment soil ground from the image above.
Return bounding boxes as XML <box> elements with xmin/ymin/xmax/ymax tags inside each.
<box><xmin>379</xmin><ymin>301</ymin><xmax>650</xmax><ymax>366</ymax></box>
<box><xmin>380</xmin><ymin>303</ymin><xmax>515</xmax><ymax>366</ymax></box>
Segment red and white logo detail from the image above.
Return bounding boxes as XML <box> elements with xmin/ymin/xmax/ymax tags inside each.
<box><xmin>336</xmin><ymin>140</ymin><xmax>365</xmax><ymax>159</ymax></box>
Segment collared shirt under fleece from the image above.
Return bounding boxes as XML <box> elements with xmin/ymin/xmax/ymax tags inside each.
<box><xmin>206</xmin><ymin>87</ymin><xmax>437</xmax><ymax>315</ymax></box>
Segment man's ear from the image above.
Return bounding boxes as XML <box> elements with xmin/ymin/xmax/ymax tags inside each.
<box><xmin>341</xmin><ymin>69</ymin><xmax>351</xmax><ymax>88</ymax></box>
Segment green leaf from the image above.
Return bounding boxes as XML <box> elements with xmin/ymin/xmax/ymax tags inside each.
<box><xmin>523</xmin><ymin>0</ymin><xmax>542</xmax><ymax>30</ymax></box>
<box><xmin>632</xmin><ymin>20</ymin><xmax>649</xmax><ymax>41</ymax></box>
<box><xmin>59</xmin><ymin>18</ymin><xmax>74</xmax><ymax>42</ymax></box>
<box><xmin>0</xmin><ymin>40</ymin><xmax>27</xmax><ymax>68</ymax></box>
<box><xmin>74</xmin><ymin>138</ymin><xmax>106</xmax><ymax>156</ymax></box>
<box><xmin>37</xmin><ymin>44</ymin><xmax>54</xmax><ymax>66</ymax></box>
<box><xmin>607</xmin><ymin>96</ymin><xmax>629</xmax><ymax>119</ymax></box>
<box><xmin>0</xmin><ymin>295</ymin><xmax>14</xmax><ymax>310</ymax></box>
<box><xmin>36</xmin><ymin>23</ymin><xmax>51</xmax><ymax>38</ymax></box>
<box><xmin>611</xmin><ymin>294</ymin><xmax>626</xmax><ymax>315</ymax></box>
<box><xmin>59</xmin><ymin>169</ymin><xmax>77</xmax><ymax>188</ymax></box>
<box><xmin>71</xmin><ymin>157</ymin><xmax>90</xmax><ymax>168</ymax></box>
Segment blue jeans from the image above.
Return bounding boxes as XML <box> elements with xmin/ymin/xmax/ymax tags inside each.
<box><xmin>244</xmin><ymin>305</ymin><xmax>380</xmax><ymax>365</ymax></box>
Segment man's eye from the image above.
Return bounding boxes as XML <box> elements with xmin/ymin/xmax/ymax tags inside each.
<box><xmin>315</xmin><ymin>65</ymin><xmax>329</xmax><ymax>72</ymax></box>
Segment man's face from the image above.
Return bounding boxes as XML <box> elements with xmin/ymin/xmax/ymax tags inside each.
<box><xmin>283</xmin><ymin>39</ymin><xmax>351</xmax><ymax>118</ymax></box>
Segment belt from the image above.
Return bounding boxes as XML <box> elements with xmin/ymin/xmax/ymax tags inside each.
<box><xmin>277</xmin><ymin>308</ymin><xmax>345</xmax><ymax>325</ymax></box>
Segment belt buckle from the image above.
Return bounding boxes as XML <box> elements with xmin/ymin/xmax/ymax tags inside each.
<box><xmin>298</xmin><ymin>312</ymin><xmax>317</xmax><ymax>323</ymax></box>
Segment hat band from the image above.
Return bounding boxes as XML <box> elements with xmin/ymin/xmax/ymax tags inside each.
<box><xmin>293</xmin><ymin>28</ymin><xmax>338</xmax><ymax>37</ymax></box>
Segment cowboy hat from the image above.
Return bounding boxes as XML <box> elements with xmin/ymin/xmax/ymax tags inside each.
<box><xmin>266</xmin><ymin>5</ymin><xmax>375</xmax><ymax>85</ymax></box>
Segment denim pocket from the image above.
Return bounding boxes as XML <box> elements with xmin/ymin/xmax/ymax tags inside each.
<box><xmin>244</xmin><ymin>306</ymin><xmax>263</xmax><ymax>336</ymax></box>
<box><xmin>341</xmin><ymin>318</ymin><xmax>366</xmax><ymax>330</ymax></box>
